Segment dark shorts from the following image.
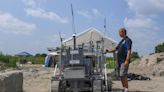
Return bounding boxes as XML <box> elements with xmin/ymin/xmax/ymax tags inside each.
<box><xmin>117</xmin><ymin>63</ymin><xmax>129</xmax><ymax>77</ymax></box>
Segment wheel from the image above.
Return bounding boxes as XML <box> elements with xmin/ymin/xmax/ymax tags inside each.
<box><xmin>51</xmin><ymin>80</ymin><xmax>67</xmax><ymax>92</ymax></box>
<box><xmin>58</xmin><ymin>81</ymin><xmax>67</xmax><ymax>92</ymax></box>
<box><xmin>51</xmin><ymin>80</ymin><xmax>59</xmax><ymax>92</ymax></box>
<box><xmin>93</xmin><ymin>80</ymin><xmax>104</xmax><ymax>92</ymax></box>
<box><xmin>105</xmin><ymin>77</ymin><xmax>112</xmax><ymax>92</ymax></box>
<box><xmin>103</xmin><ymin>76</ymin><xmax>112</xmax><ymax>92</ymax></box>
<box><xmin>107</xmin><ymin>77</ymin><xmax>112</xmax><ymax>91</ymax></box>
<box><xmin>91</xmin><ymin>80</ymin><xmax>94</xmax><ymax>92</ymax></box>
<box><xmin>101</xmin><ymin>80</ymin><xmax>104</xmax><ymax>92</ymax></box>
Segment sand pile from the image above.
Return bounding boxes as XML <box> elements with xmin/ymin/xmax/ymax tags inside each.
<box><xmin>129</xmin><ymin>52</ymin><xmax>164</xmax><ymax>76</ymax></box>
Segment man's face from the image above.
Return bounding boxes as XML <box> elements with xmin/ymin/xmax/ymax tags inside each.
<box><xmin>119</xmin><ymin>30</ymin><xmax>125</xmax><ymax>38</ymax></box>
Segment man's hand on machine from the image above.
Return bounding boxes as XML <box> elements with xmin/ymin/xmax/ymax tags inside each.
<box><xmin>105</xmin><ymin>48</ymin><xmax>116</xmax><ymax>53</ymax></box>
<box><xmin>106</xmin><ymin>49</ymin><xmax>109</xmax><ymax>52</ymax></box>
<box><xmin>103</xmin><ymin>49</ymin><xmax>109</xmax><ymax>54</ymax></box>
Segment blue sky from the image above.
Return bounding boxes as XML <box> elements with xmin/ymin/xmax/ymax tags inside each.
<box><xmin>0</xmin><ymin>0</ymin><xmax>164</xmax><ymax>55</ymax></box>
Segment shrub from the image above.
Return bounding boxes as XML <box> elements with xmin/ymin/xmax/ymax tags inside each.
<box><xmin>131</xmin><ymin>51</ymin><xmax>139</xmax><ymax>61</ymax></box>
<box><xmin>0</xmin><ymin>52</ymin><xmax>46</xmax><ymax>68</ymax></box>
<box><xmin>155</xmin><ymin>42</ymin><xmax>164</xmax><ymax>53</ymax></box>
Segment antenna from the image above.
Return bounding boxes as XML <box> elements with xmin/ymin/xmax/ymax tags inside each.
<box><xmin>101</xmin><ymin>17</ymin><xmax>107</xmax><ymax>51</ymax></box>
<box><xmin>58</xmin><ymin>32</ymin><xmax>63</xmax><ymax>74</ymax></box>
<box><xmin>104</xmin><ymin>17</ymin><xmax>107</xmax><ymax>36</ymax></box>
<box><xmin>71</xmin><ymin>4</ymin><xmax>76</xmax><ymax>34</ymax></box>
<box><xmin>71</xmin><ymin>4</ymin><xmax>76</xmax><ymax>49</ymax></box>
<box><xmin>59</xmin><ymin>32</ymin><xmax>63</xmax><ymax>44</ymax></box>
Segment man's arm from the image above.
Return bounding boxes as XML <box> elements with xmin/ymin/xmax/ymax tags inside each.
<box><xmin>124</xmin><ymin>39</ymin><xmax>132</xmax><ymax>67</ymax></box>
<box><xmin>106</xmin><ymin>48</ymin><xmax>117</xmax><ymax>53</ymax></box>
<box><xmin>124</xmin><ymin>50</ymin><xmax>131</xmax><ymax>67</ymax></box>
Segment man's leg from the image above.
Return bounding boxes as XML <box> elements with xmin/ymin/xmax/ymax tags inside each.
<box><xmin>120</xmin><ymin>63</ymin><xmax>129</xmax><ymax>91</ymax></box>
<box><xmin>120</xmin><ymin>76</ymin><xmax>124</xmax><ymax>88</ymax></box>
<box><xmin>121</xmin><ymin>76</ymin><xmax>128</xmax><ymax>88</ymax></box>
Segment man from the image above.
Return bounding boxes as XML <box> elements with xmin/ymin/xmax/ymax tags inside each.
<box><xmin>106</xmin><ymin>28</ymin><xmax>132</xmax><ymax>92</ymax></box>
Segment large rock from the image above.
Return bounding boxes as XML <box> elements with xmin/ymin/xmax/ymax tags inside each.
<box><xmin>0</xmin><ymin>71</ymin><xmax>23</xmax><ymax>92</ymax></box>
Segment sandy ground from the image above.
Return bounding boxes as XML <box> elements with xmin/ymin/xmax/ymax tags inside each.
<box><xmin>22</xmin><ymin>65</ymin><xmax>164</xmax><ymax>92</ymax></box>
<box><xmin>112</xmin><ymin>77</ymin><xmax>164</xmax><ymax>92</ymax></box>
<box><xmin>23</xmin><ymin>66</ymin><xmax>52</xmax><ymax>92</ymax></box>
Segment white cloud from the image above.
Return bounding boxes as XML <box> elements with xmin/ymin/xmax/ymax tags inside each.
<box><xmin>127</xmin><ymin>0</ymin><xmax>164</xmax><ymax>16</ymax></box>
<box><xmin>77</xmin><ymin>8</ymin><xmax>103</xmax><ymax>19</ymax></box>
<box><xmin>128</xmin><ymin>29</ymin><xmax>161</xmax><ymax>55</ymax></box>
<box><xmin>124</xmin><ymin>17</ymin><xmax>159</xmax><ymax>31</ymax></box>
<box><xmin>25</xmin><ymin>8</ymin><xmax>68</xmax><ymax>24</ymax></box>
<box><xmin>125</xmin><ymin>0</ymin><xmax>163</xmax><ymax>30</ymax></box>
<box><xmin>22</xmin><ymin>0</ymin><xmax>38</xmax><ymax>8</ymax></box>
<box><xmin>124</xmin><ymin>0</ymin><xmax>164</xmax><ymax>55</ymax></box>
<box><xmin>22</xmin><ymin>0</ymin><xmax>68</xmax><ymax>24</ymax></box>
<box><xmin>77</xmin><ymin>10</ymin><xmax>92</xmax><ymax>19</ymax></box>
<box><xmin>0</xmin><ymin>12</ymin><xmax>36</xmax><ymax>34</ymax></box>
<box><xmin>92</xmin><ymin>9</ymin><xmax>103</xmax><ymax>17</ymax></box>
<box><xmin>124</xmin><ymin>16</ymin><xmax>162</xmax><ymax>55</ymax></box>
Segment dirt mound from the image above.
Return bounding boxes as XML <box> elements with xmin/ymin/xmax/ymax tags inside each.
<box><xmin>129</xmin><ymin>52</ymin><xmax>164</xmax><ymax>76</ymax></box>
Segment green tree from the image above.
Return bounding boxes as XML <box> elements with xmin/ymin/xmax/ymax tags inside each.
<box><xmin>155</xmin><ymin>42</ymin><xmax>164</xmax><ymax>53</ymax></box>
<box><xmin>131</xmin><ymin>51</ymin><xmax>139</xmax><ymax>61</ymax></box>
<box><xmin>35</xmin><ymin>53</ymin><xmax>47</xmax><ymax>57</ymax></box>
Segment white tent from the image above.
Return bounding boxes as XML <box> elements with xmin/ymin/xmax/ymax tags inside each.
<box><xmin>63</xmin><ymin>27</ymin><xmax>117</xmax><ymax>50</ymax></box>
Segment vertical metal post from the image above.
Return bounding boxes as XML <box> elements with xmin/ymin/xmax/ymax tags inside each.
<box><xmin>73</xmin><ymin>33</ymin><xmax>76</xmax><ymax>50</ymax></box>
<box><xmin>59</xmin><ymin>32</ymin><xmax>63</xmax><ymax>74</ymax></box>
<box><xmin>96</xmin><ymin>41</ymin><xmax>99</xmax><ymax>72</ymax></box>
<box><xmin>53</xmin><ymin>64</ymin><xmax>58</xmax><ymax>76</ymax></box>
<box><xmin>104</xmin><ymin>63</ymin><xmax>108</xmax><ymax>91</ymax></box>
<box><xmin>100</xmin><ymin>38</ymin><xmax>104</xmax><ymax>73</ymax></box>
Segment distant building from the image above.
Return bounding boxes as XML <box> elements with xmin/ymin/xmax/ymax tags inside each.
<box><xmin>15</xmin><ymin>52</ymin><xmax>32</xmax><ymax>57</ymax></box>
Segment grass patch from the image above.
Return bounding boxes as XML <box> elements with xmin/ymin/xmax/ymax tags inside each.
<box><xmin>0</xmin><ymin>53</ymin><xmax>45</xmax><ymax>69</ymax></box>
<box><xmin>106</xmin><ymin>57</ymin><xmax>116</xmax><ymax>69</ymax></box>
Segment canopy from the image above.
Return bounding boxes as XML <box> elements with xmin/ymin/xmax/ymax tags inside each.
<box><xmin>15</xmin><ymin>52</ymin><xmax>32</xmax><ymax>56</ymax></box>
<box><xmin>63</xmin><ymin>27</ymin><xmax>117</xmax><ymax>49</ymax></box>
<box><xmin>48</xmin><ymin>52</ymin><xmax>58</xmax><ymax>56</ymax></box>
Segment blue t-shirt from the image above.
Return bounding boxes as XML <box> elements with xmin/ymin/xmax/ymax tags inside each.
<box><xmin>116</xmin><ymin>36</ymin><xmax>132</xmax><ymax>64</ymax></box>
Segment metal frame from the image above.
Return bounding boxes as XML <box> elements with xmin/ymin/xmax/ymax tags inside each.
<box><xmin>51</xmin><ymin>36</ymin><xmax>113</xmax><ymax>92</ymax></box>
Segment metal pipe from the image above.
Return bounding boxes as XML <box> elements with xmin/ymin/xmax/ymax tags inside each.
<box><xmin>53</xmin><ymin>64</ymin><xmax>58</xmax><ymax>76</ymax></box>
<box><xmin>73</xmin><ymin>33</ymin><xmax>76</xmax><ymax>50</ymax></box>
<box><xmin>104</xmin><ymin>64</ymin><xmax>108</xmax><ymax>91</ymax></box>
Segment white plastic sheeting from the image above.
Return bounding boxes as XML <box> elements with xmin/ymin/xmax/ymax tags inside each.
<box><xmin>63</xmin><ymin>27</ymin><xmax>117</xmax><ymax>50</ymax></box>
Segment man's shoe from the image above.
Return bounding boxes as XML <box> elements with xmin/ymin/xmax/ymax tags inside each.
<box><xmin>124</xmin><ymin>88</ymin><xmax>128</xmax><ymax>92</ymax></box>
